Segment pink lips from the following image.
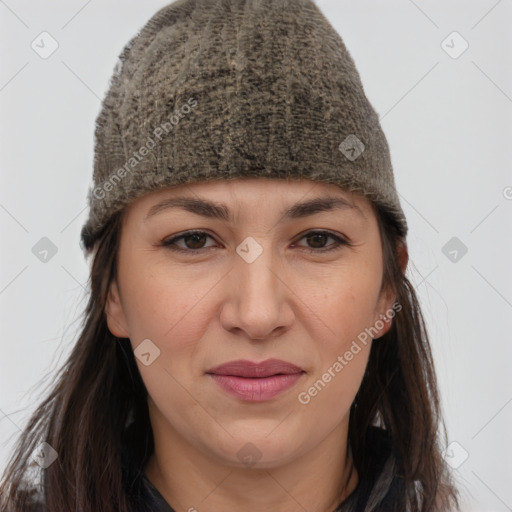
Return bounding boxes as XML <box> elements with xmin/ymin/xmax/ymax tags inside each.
<box><xmin>206</xmin><ymin>358</ymin><xmax>305</xmax><ymax>402</ymax></box>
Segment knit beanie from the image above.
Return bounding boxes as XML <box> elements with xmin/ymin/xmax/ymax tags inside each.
<box><xmin>80</xmin><ymin>0</ymin><xmax>408</xmax><ymax>253</ymax></box>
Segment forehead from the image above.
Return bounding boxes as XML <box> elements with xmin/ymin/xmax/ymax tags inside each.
<box><xmin>127</xmin><ymin>178</ymin><xmax>374</xmax><ymax>219</ymax></box>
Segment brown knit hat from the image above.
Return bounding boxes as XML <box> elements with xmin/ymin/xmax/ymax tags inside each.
<box><xmin>80</xmin><ymin>0</ymin><xmax>408</xmax><ymax>253</ymax></box>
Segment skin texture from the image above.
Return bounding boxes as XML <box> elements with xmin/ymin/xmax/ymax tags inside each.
<box><xmin>105</xmin><ymin>178</ymin><xmax>408</xmax><ymax>512</ymax></box>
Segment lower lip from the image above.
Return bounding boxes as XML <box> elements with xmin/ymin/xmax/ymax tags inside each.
<box><xmin>208</xmin><ymin>372</ymin><xmax>304</xmax><ymax>402</ymax></box>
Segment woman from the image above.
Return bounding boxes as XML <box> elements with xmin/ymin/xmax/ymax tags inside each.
<box><xmin>0</xmin><ymin>0</ymin><xmax>460</xmax><ymax>510</ymax></box>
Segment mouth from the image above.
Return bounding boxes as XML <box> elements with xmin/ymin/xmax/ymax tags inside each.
<box><xmin>206</xmin><ymin>359</ymin><xmax>305</xmax><ymax>402</ymax></box>
<box><xmin>206</xmin><ymin>358</ymin><xmax>304</xmax><ymax>378</ymax></box>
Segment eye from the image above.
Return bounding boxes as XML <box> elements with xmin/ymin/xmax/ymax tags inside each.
<box><xmin>161</xmin><ymin>230</ymin><xmax>351</xmax><ymax>254</ymax></box>
<box><xmin>293</xmin><ymin>230</ymin><xmax>351</xmax><ymax>253</ymax></box>
<box><xmin>162</xmin><ymin>230</ymin><xmax>217</xmax><ymax>252</ymax></box>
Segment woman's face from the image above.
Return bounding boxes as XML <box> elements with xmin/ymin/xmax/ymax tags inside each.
<box><xmin>106</xmin><ymin>178</ymin><xmax>401</xmax><ymax>468</ymax></box>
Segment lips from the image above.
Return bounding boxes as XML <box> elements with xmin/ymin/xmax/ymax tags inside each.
<box><xmin>206</xmin><ymin>359</ymin><xmax>305</xmax><ymax>402</ymax></box>
<box><xmin>206</xmin><ymin>358</ymin><xmax>304</xmax><ymax>378</ymax></box>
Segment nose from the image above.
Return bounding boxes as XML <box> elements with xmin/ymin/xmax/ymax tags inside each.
<box><xmin>219</xmin><ymin>240</ymin><xmax>295</xmax><ymax>341</ymax></box>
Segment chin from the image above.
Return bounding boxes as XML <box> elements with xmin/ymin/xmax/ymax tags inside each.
<box><xmin>207</xmin><ymin>433</ymin><xmax>305</xmax><ymax>470</ymax></box>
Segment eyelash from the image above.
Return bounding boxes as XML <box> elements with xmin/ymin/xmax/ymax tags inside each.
<box><xmin>161</xmin><ymin>230</ymin><xmax>351</xmax><ymax>255</ymax></box>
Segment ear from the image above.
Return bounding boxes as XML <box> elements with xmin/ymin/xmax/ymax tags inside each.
<box><xmin>105</xmin><ymin>280</ymin><xmax>130</xmax><ymax>338</ymax></box>
<box><xmin>397</xmin><ymin>239</ymin><xmax>408</xmax><ymax>275</ymax></box>
<box><xmin>371</xmin><ymin>240</ymin><xmax>408</xmax><ymax>339</ymax></box>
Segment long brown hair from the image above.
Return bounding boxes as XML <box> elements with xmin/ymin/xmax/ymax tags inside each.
<box><xmin>0</xmin><ymin>201</ymin><xmax>460</xmax><ymax>512</ymax></box>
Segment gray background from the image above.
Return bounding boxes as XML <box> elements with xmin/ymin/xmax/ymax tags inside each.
<box><xmin>1</xmin><ymin>1</ymin><xmax>511</xmax><ymax>510</ymax></box>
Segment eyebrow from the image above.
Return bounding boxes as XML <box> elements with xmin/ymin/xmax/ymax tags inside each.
<box><xmin>145</xmin><ymin>195</ymin><xmax>366</xmax><ymax>222</ymax></box>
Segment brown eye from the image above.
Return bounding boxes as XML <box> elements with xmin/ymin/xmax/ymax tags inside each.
<box><xmin>295</xmin><ymin>231</ymin><xmax>350</xmax><ymax>253</ymax></box>
<box><xmin>305</xmin><ymin>232</ymin><xmax>329</xmax><ymax>249</ymax></box>
<box><xmin>181</xmin><ymin>233</ymin><xmax>209</xmax><ymax>249</ymax></box>
<box><xmin>162</xmin><ymin>231</ymin><xmax>217</xmax><ymax>252</ymax></box>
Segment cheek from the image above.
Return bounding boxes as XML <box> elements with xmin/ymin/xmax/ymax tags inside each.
<box><xmin>308</xmin><ymin>266</ymin><xmax>382</xmax><ymax>351</ymax></box>
<box><xmin>297</xmin><ymin>266</ymin><xmax>379</xmax><ymax>409</ymax></box>
<box><xmin>120</xmin><ymin>264</ymin><xmax>214</xmax><ymax>375</ymax></box>
<box><xmin>123</xmin><ymin>269</ymin><xmax>212</xmax><ymax>420</ymax></box>
<box><xmin>298</xmin><ymin>297</ymin><xmax>373</xmax><ymax>425</ymax></box>
<box><xmin>121</xmin><ymin>259</ymin><xmax>191</xmax><ymax>334</ymax></box>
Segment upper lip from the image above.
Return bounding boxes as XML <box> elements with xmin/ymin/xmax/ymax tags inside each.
<box><xmin>206</xmin><ymin>358</ymin><xmax>304</xmax><ymax>378</ymax></box>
